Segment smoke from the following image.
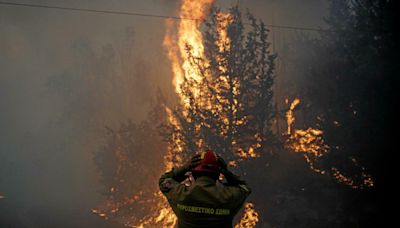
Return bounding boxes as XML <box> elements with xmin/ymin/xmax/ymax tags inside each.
<box><xmin>0</xmin><ymin>0</ymin><xmax>327</xmax><ymax>227</ymax></box>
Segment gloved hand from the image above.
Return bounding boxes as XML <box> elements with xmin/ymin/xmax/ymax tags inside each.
<box><xmin>217</xmin><ymin>155</ymin><xmax>246</xmax><ymax>185</ymax></box>
<box><xmin>173</xmin><ymin>154</ymin><xmax>202</xmax><ymax>180</ymax></box>
<box><xmin>182</xmin><ymin>154</ymin><xmax>202</xmax><ymax>172</ymax></box>
<box><xmin>217</xmin><ymin>155</ymin><xmax>228</xmax><ymax>174</ymax></box>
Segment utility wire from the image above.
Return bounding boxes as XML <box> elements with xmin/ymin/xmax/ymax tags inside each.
<box><xmin>0</xmin><ymin>1</ymin><xmax>192</xmax><ymax>20</ymax></box>
<box><xmin>0</xmin><ymin>1</ymin><xmax>335</xmax><ymax>33</ymax></box>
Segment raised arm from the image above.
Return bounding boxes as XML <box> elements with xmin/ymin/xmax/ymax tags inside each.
<box><xmin>159</xmin><ymin>154</ymin><xmax>201</xmax><ymax>193</ymax></box>
<box><xmin>217</xmin><ymin>155</ymin><xmax>251</xmax><ymax>194</ymax></box>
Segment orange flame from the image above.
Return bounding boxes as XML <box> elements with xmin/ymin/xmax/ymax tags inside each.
<box><xmin>234</xmin><ymin>203</ymin><xmax>260</xmax><ymax>228</ymax></box>
<box><xmin>129</xmin><ymin>107</ymin><xmax>185</xmax><ymax>227</ymax></box>
<box><xmin>134</xmin><ymin>193</ymin><xmax>177</xmax><ymax>228</ymax></box>
<box><xmin>130</xmin><ymin>2</ymin><xmax>218</xmax><ymax>225</ymax></box>
<box><xmin>285</xmin><ymin>97</ymin><xmax>374</xmax><ymax>189</ymax></box>
<box><xmin>94</xmin><ymin>1</ymin><xmax>262</xmax><ymax>226</ymax></box>
<box><xmin>285</xmin><ymin>97</ymin><xmax>300</xmax><ymax>135</ymax></box>
<box><xmin>164</xmin><ymin>0</ymin><xmax>214</xmax><ymax>99</ymax></box>
<box><xmin>163</xmin><ymin>0</ymin><xmax>260</xmax><ymax>226</ymax></box>
<box><xmin>165</xmin><ymin>106</ymin><xmax>185</xmax><ymax>160</ymax></box>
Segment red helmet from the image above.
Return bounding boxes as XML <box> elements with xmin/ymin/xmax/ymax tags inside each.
<box><xmin>192</xmin><ymin>150</ymin><xmax>220</xmax><ymax>175</ymax></box>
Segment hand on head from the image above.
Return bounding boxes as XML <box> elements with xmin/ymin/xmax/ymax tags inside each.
<box><xmin>189</xmin><ymin>154</ymin><xmax>202</xmax><ymax>169</ymax></box>
<box><xmin>216</xmin><ymin>155</ymin><xmax>228</xmax><ymax>174</ymax></box>
<box><xmin>184</xmin><ymin>151</ymin><xmax>229</xmax><ymax>174</ymax></box>
<box><xmin>183</xmin><ymin>154</ymin><xmax>202</xmax><ymax>172</ymax></box>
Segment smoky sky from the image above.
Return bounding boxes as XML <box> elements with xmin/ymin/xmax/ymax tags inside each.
<box><xmin>0</xmin><ymin>0</ymin><xmax>327</xmax><ymax>227</ymax></box>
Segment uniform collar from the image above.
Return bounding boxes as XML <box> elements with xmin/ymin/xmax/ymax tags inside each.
<box><xmin>195</xmin><ymin>176</ymin><xmax>217</xmax><ymax>186</ymax></box>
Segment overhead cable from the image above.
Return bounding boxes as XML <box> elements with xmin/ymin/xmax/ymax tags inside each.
<box><xmin>0</xmin><ymin>1</ymin><xmax>335</xmax><ymax>32</ymax></box>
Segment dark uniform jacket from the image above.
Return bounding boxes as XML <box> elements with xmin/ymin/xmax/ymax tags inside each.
<box><xmin>159</xmin><ymin>168</ymin><xmax>251</xmax><ymax>228</ymax></box>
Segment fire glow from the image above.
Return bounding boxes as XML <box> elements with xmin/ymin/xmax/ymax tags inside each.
<box><xmin>162</xmin><ymin>0</ymin><xmax>260</xmax><ymax>226</ymax></box>
<box><xmin>92</xmin><ymin>0</ymin><xmax>264</xmax><ymax>226</ymax></box>
<box><xmin>163</xmin><ymin>0</ymin><xmax>213</xmax><ymax>99</ymax></box>
<box><xmin>234</xmin><ymin>203</ymin><xmax>260</xmax><ymax>228</ymax></box>
<box><xmin>285</xmin><ymin>98</ymin><xmax>374</xmax><ymax>189</ymax></box>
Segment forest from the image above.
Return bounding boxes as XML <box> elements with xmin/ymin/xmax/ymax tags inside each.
<box><xmin>92</xmin><ymin>0</ymin><xmax>393</xmax><ymax>227</ymax></box>
<box><xmin>0</xmin><ymin>0</ymin><xmax>394</xmax><ymax>227</ymax></box>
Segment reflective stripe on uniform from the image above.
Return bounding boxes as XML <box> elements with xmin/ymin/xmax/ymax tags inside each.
<box><xmin>177</xmin><ymin>204</ymin><xmax>230</xmax><ymax>215</ymax></box>
<box><xmin>238</xmin><ymin>184</ymin><xmax>250</xmax><ymax>193</ymax></box>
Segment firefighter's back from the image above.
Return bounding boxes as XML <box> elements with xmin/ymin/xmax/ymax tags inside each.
<box><xmin>170</xmin><ymin>176</ymin><xmax>247</xmax><ymax>228</ymax></box>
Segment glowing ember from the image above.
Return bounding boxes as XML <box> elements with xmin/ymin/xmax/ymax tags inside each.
<box><xmin>165</xmin><ymin>106</ymin><xmax>185</xmax><ymax>160</ymax></box>
<box><xmin>228</xmin><ymin>160</ymin><xmax>238</xmax><ymax>167</ymax></box>
<box><xmin>234</xmin><ymin>202</ymin><xmax>260</xmax><ymax>228</ymax></box>
<box><xmin>237</xmin><ymin>146</ymin><xmax>260</xmax><ymax>158</ymax></box>
<box><xmin>331</xmin><ymin>167</ymin><xmax>355</xmax><ymax>187</ymax></box>
<box><xmin>285</xmin><ymin>98</ymin><xmax>374</xmax><ymax>189</ymax></box>
<box><xmin>330</xmin><ymin>165</ymin><xmax>374</xmax><ymax>189</ymax></box>
<box><xmin>130</xmin><ymin>107</ymin><xmax>183</xmax><ymax>227</ymax></box>
<box><xmin>285</xmin><ymin>97</ymin><xmax>300</xmax><ymax>135</ymax></box>
<box><xmin>134</xmin><ymin>193</ymin><xmax>177</xmax><ymax>228</ymax></box>
<box><xmin>215</xmin><ymin>11</ymin><xmax>233</xmax><ymax>74</ymax></box>
<box><xmin>286</xmin><ymin>98</ymin><xmax>328</xmax><ymax>170</ymax></box>
<box><xmin>288</xmin><ymin>128</ymin><xmax>329</xmax><ymax>159</ymax></box>
<box><xmin>92</xmin><ymin>209</ymin><xmax>108</xmax><ymax>220</ymax></box>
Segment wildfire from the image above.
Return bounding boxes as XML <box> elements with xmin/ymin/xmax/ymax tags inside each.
<box><xmin>285</xmin><ymin>98</ymin><xmax>374</xmax><ymax>189</ymax></box>
<box><xmin>165</xmin><ymin>106</ymin><xmax>185</xmax><ymax>162</ymax></box>
<box><xmin>215</xmin><ymin>11</ymin><xmax>233</xmax><ymax>74</ymax></box>
<box><xmin>237</xmin><ymin>146</ymin><xmax>260</xmax><ymax>159</ymax></box>
<box><xmin>133</xmin><ymin>1</ymin><xmax>217</xmax><ymax>226</ymax></box>
<box><xmin>128</xmin><ymin>107</ymin><xmax>185</xmax><ymax>227</ymax></box>
<box><xmin>234</xmin><ymin>203</ymin><xmax>260</xmax><ymax>228</ymax></box>
<box><xmin>289</xmin><ymin>128</ymin><xmax>325</xmax><ymax>155</ymax></box>
<box><xmin>162</xmin><ymin>0</ymin><xmax>260</xmax><ymax>227</ymax></box>
<box><xmin>285</xmin><ymin>97</ymin><xmax>300</xmax><ymax>135</ymax></box>
<box><xmin>163</xmin><ymin>0</ymin><xmax>214</xmax><ymax>99</ymax></box>
<box><xmin>133</xmin><ymin>193</ymin><xmax>177</xmax><ymax>228</ymax></box>
<box><xmin>285</xmin><ymin>98</ymin><xmax>329</xmax><ymax>171</ymax></box>
<box><xmin>96</xmin><ymin>1</ymin><xmax>217</xmax><ymax>225</ymax></box>
<box><xmin>94</xmin><ymin>1</ymin><xmax>262</xmax><ymax>226</ymax></box>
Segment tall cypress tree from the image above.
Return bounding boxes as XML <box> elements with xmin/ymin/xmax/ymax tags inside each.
<box><xmin>165</xmin><ymin>5</ymin><xmax>276</xmax><ymax>161</ymax></box>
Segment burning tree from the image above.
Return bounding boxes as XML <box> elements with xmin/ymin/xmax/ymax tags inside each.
<box><xmin>159</xmin><ymin>3</ymin><xmax>276</xmax><ymax>227</ymax></box>
<box><xmin>91</xmin><ymin>0</ymin><xmax>387</xmax><ymax>227</ymax></box>
<box><xmin>93</xmin><ymin>1</ymin><xmax>376</xmax><ymax>227</ymax></box>
<box><xmin>163</xmin><ymin>5</ymin><xmax>276</xmax><ymax>163</ymax></box>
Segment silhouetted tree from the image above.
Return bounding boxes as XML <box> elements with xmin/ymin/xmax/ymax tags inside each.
<box><xmin>93</xmin><ymin>90</ymin><xmax>168</xmax><ymax>223</ymax></box>
<box><xmin>307</xmin><ymin>0</ymin><xmax>395</xmax><ymax>186</ymax></box>
<box><xmin>282</xmin><ymin>0</ymin><xmax>396</xmax><ymax>226</ymax></box>
<box><xmin>164</xmin><ymin>6</ymin><xmax>276</xmax><ymax>161</ymax></box>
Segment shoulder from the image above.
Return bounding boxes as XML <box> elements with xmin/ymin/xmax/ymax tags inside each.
<box><xmin>221</xmin><ymin>184</ymin><xmax>251</xmax><ymax>200</ymax></box>
<box><xmin>160</xmin><ymin>179</ymin><xmax>189</xmax><ymax>200</ymax></box>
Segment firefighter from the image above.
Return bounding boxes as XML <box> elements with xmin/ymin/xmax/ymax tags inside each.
<box><xmin>159</xmin><ymin>150</ymin><xmax>251</xmax><ymax>228</ymax></box>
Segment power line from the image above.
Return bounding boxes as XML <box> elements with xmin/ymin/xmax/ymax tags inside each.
<box><xmin>0</xmin><ymin>1</ymin><xmax>335</xmax><ymax>33</ymax></box>
<box><xmin>0</xmin><ymin>1</ymin><xmax>192</xmax><ymax>20</ymax></box>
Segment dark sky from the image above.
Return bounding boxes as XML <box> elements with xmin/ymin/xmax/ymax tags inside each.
<box><xmin>0</xmin><ymin>0</ymin><xmax>327</xmax><ymax>227</ymax></box>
